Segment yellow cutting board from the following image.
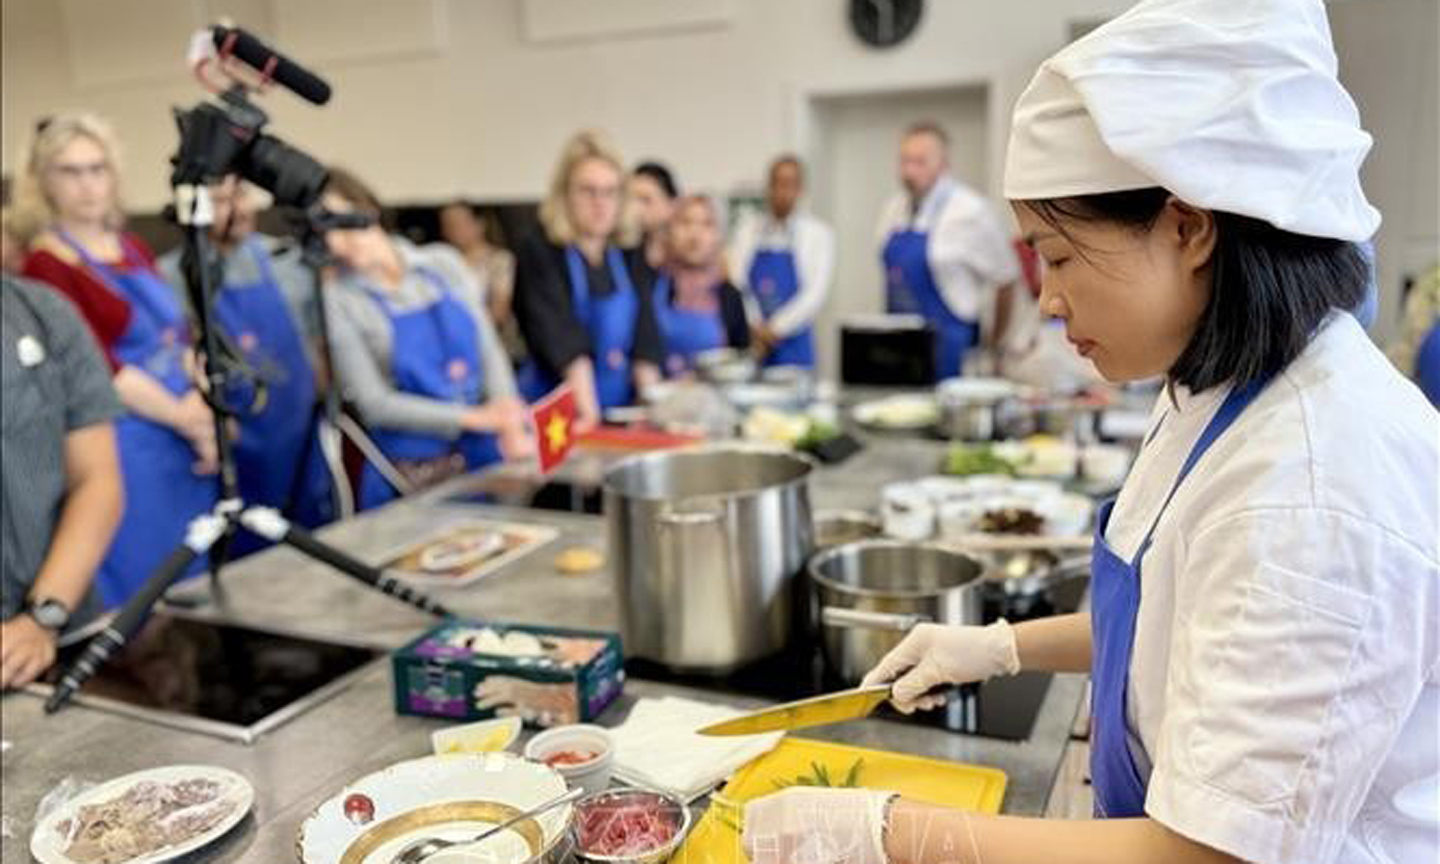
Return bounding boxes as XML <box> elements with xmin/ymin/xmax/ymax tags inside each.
<box><xmin>674</xmin><ymin>737</ymin><xmax>1007</xmax><ymax>864</ymax></box>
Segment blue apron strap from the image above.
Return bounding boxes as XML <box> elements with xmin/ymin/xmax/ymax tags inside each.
<box><xmin>1129</xmin><ymin>375</ymin><xmax>1274</xmax><ymax>565</ymax></box>
<box><xmin>565</xmin><ymin>246</ymin><xmax>590</xmax><ymax>319</ymax></box>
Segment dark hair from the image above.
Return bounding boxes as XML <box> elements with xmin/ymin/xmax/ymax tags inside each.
<box><xmin>324</xmin><ymin>165</ymin><xmax>389</xmax><ymax>228</ymax></box>
<box><xmin>903</xmin><ymin>120</ymin><xmax>950</xmax><ymax>148</ymax></box>
<box><xmin>632</xmin><ymin>161</ymin><xmax>679</xmax><ymax>199</ymax></box>
<box><xmin>769</xmin><ymin>154</ymin><xmax>804</xmax><ymax>184</ymax></box>
<box><xmin>1023</xmin><ymin>188</ymin><xmax>1368</xmax><ymax>392</ymax></box>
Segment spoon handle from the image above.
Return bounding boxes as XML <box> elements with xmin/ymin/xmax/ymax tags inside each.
<box><xmin>431</xmin><ymin>786</ymin><xmax>585</xmax><ymax>860</ymax></box>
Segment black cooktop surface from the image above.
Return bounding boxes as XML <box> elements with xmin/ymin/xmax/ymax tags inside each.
<box><xmin>629</xmin><ymin>575</ymin><xmax>1087</xmax><ymax>742</ymax></box>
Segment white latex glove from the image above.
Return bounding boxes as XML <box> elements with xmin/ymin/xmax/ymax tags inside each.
<box><xmin>743</xmin><ymin>787</ymin><xmax>897</xmax><ymax>864</ymax></box>
<box><xmin>860</xmin><ymin>621</ymin><xmax>1021</xmax><ymax>713</ymax></box>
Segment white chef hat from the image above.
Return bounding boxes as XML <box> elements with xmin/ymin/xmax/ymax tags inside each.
<box><xmin>1003</xmin><ymin>0</ymin><xmax>1380</xmax><ymax>241</ymax></box>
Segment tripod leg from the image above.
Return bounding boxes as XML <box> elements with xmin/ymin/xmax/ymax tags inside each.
<box><xmin>238</xmin><ymin>508</ymin><xmax>453</xmax><ymax>618</ymax></box>
<box><xmin>45</xmin><ymin>512</ymin><xmax>230</xmax><ymax>713</ymax></box>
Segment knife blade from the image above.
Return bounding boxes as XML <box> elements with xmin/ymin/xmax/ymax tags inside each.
<box><xmin>695</xmin><ymin>685</ymin><xmax>893</xmax><ymax>737</ymax></box>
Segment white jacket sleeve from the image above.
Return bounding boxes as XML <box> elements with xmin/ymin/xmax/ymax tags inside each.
<box><xmin>926</xmin><ymin>194</ymin><xmax>1021</xmax><ymax>322</ymax></box>
<box><xmin>1145</xmin><ymin>505</ymin><xmax>1436</xmax><ymax>864</ymax></box>
<box><xmin>767</xmin><ymin>218</ymin><xmax>835</xmax><ymax>338</ymax></box>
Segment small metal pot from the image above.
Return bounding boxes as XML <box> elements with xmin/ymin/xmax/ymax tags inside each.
<box><xmin>935</xmin><ymin>378</ymin><xmax>1017</xmax><ymax>441</ymax></box>
<box><xmin>808</xmin><ymin>540</ymin><xmax>985</xmax><ymax>684</ymax></box>
<box><xmin>974</xmin><ymin>548</ymin><xmax>1091</xmax><ymax>599</ymax></box>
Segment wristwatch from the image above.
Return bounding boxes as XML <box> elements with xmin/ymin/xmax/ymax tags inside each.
<box><xmin>21</xmin><ymin>597</ymin><xmax>70</xmax><ymax>633</ymax></box>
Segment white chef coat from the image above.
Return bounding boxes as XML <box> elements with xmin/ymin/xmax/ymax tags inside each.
<box><xmin>1104</xmin><ymin>312</ymin><xmax>1439</xmax><ymax>864</ymax></box>
<box><xmin>873</xmin><ymin>175</ymin><xmax>1020</xmax><ymax>322</ymax></box>
<box><xmin>727</xmin><ymin>210</ymin><xmax>835</xmax><ymax>339</ymax></box>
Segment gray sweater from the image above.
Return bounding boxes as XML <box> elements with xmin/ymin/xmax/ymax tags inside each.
<box><xmin>325</xmin><ymin>238</ymin><xmax>517</xmax><ymax>436</ymax></box>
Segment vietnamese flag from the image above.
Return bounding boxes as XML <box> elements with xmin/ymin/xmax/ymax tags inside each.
<box><xmin>532</xmin><ymin>385</ymin><xmax>578</xmax><ymax>474</ymax></box>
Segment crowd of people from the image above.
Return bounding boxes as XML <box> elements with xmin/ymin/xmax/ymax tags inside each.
<box><xmin>0</xmin><ymin>111</ymin><xmax>1035</xmax><ymax>684</ymax></box>
<box><xmin>0</xmin><ymin>100</ymin><xmax>1434</xmax><ymax>697</ymax></box>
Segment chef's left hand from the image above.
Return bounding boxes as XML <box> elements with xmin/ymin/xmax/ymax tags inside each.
<box><xmin>0</xmin><ymin>615</ymin><xmax>58</xmax><ymax>690</ymax></box>
<box><xmin>743</xmin><ymin>788</ymin><xmax>897</xmax><ymax>864</ymax></box>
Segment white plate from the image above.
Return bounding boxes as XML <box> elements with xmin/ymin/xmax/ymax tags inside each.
<box><xmin>31</xmin><ymin>764</ymin><xmax>253</xmax><ymax>864</ymax></box>
<box><xmin>297</xmin><ymin>753</ymin><xmax>570</xmax><ymax>864</ymax></box>
<box><xmin>851</xmin><ymin>395</ymin><xmax>940</xmax><ymax>430</ymax></box>
<box><xmin>419</xmin><ymin>531</ymin><xmax>508</xmax><ymax>573</ymax></box>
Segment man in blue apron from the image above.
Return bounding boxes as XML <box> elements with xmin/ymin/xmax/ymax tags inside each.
<box><xmin>729</xmin><ymin>157</ymin><xmax>835</xmax><ymax>370</ymax></box>
<box><xmin>159</xmin><ymin>178</ymin><xmax>331</xmax><ymax>546</ymax></box>
<box><xmin>876</xmin><ymin>123</ymin><xmax>1020</xmax><ymax>380</ymax></box>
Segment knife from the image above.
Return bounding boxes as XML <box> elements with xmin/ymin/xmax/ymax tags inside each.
<box><xmin>695</xmin><ymin>685</ymin><xmax>893</xmax><ymax>737</ymax></box>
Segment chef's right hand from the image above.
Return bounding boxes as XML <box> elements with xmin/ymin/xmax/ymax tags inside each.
<box><xmin>860</xmin><ymin>622</ymin><xmax>1021</xmax><ymax>713</ymax></box>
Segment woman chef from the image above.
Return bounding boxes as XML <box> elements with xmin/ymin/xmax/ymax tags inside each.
<box><xmin>742</xmin><ymin>2</ymin><xmax>1439</xmax><ymax>864</ymax></box>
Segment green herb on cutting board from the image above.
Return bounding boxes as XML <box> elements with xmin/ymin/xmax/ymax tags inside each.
<box><xmin>772</xmin><ymin>758</ymin><xmax>865</xmax><ymax>790</ymax></box>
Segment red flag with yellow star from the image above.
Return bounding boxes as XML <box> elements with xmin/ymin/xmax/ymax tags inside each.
<box><xmin>532</xmin><ymin>385</ymin><xmax>578</xmax><ymax>474</ymax></box>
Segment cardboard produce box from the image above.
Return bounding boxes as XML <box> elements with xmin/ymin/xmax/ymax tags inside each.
<box><xmin>393</xmin><ymin>620</ymin><xmax>624</xmax><ymax>727</ymax></box>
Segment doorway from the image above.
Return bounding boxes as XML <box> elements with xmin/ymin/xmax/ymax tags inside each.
<box><xmin>805</xmin><ymin>84</ymin><xmax>990</xmax><ymax>379</ymax></box>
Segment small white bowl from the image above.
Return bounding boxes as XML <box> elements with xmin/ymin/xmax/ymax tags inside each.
<box><xmin>880</xmin><ymin>483</ymin><xmax>936</xmax><ymax>540</ymax></box>
<box><xmin>525</xmin><ymin>725</ymin><xmax>616</xmax><ymax>796</ymax></box>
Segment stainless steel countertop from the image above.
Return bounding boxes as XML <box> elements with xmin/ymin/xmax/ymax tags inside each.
<box><xmin>0</xmin><ymin>439</ymin><xmax>1087</xmax><ymax>863</ymax></box>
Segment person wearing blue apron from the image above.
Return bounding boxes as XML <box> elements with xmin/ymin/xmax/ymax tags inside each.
<box><xmin>651</xmin><ymin>274</ymin><xmax>723</xmax><ymax>375</ymax></box>
<box><xmin>652</xmin><ymin>195</ymin><xmax>752</xmax><ymax>376</ymax></box>
<box><xmin>357</xmin><ymin>268</ymin><xmax>501</xmax><ymax>510</ymax></box>
<box><xmin>877</xmin><ymin>127</ymin><xmax>1019</xmax><ymax>381</ymax></box>
<box><xmin>882</xmin><ymin>180</ymin><xmax>978</xmax><ymax>380</ymax></box>
<box><xmin>512</xmin><ymin>133</ymin><xmax>665</xmax><ymax>429</ymax></box>
<box><xmin>748</xmin><ymin>248</ymin><xmax>813</xmax><ymax>368</ymax></box>
<box><xmin>1087</xmin><ymin>375</ymin><xmax>1269</xmax><ymax>816</ymax></box>
<box><xmin>731</xmin><ymin>157</ymin><xmax>833</xmax><ymax>370</ymax></box>
<box><xmin>208</xmin><ymin>235</ymin><xmax>331</xmax><ymax>539</ymax></box>
<box><xmin>740</xmin><ymin>2</ymin><xmax>1439</xmax><ymax>862</ymax></box>
<box><xmin>516</xmin><ymin>246</ymin><xmax>640</xmax><ymax>409</ymax></box>
<box><xmin>58</xmin><ymin>231</ymin><xmax>218</xmax><ymax>608</ymax></box>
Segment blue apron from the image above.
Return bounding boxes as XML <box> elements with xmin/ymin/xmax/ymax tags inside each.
<box><xmin>652</xmin><ymin>274</ymin><xmax>727</xmax><ymax>377</ymax></box>
<box><xmin>749</xmin><ymin>246</ymin><xmax>815</xmax><ymax>368</ymax></box>
<box><xmin>1414</xmin><ymin>319</ymin><xmax>1440</xmax><ymax>407</ymax></box>
<box><xmin>1088</xmin><ymin>376</ymin><xmax>1271</xmax><ymax>817</ymax></box>
<box><xmin>58</xmin><ymin>230</ymin><xmax>219</xmax><ymax>608</ymax></box>
<box><xmin>213</xmin><ymin>237</ymin><xmax>330</xmax><ymax>541</ymax></box>
<box><xmin>518</xmin><ymin>246</ymin><xmax>638</xmax><ymax>408</ymax></box>
<box><xmin>357</xmin><ymin>268</ymin><xmax>500</xmax><ymax>510</ymax></box>
<box><xmin>882</xmin><ymin>187</ymin><xmax>978</xmax><ymax>379</ymax></box>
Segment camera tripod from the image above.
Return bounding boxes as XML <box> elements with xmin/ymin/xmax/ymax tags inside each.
<box><xmin>45</xmin><ymin>182</ymin><xmax>451</xmax><ymax>714</ymax></box>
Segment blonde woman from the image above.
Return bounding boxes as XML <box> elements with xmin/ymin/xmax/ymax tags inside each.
<box><xmin>16</xmin><ymin>113</ymin><xmax>218</xmax><ymax>609</ymax></box>
<box><xmin>514</xmin><ymin>130</ymin><xmax>663</xmax><ymax>429</ymax></box>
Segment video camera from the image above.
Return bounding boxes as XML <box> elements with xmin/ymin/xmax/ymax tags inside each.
<box><xmin>170</xmin><ymin>25</ymin><xmax>330</xmax><ymax>209</ymax></box>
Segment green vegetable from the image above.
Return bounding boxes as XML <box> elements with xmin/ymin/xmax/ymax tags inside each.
<box><xmin>772</xmin><ymin>758</ymin><xmax>865</xmax><ymax>790</ymax></box>
<box><xmin>943</xmin><ymin>444</ymin><xmax>1019</xmax><ymax>477</ymax></box>
<box><xmin>795</xmin><ymin>420</ymin><xmax>841</xmax><ymax>451</ymax></box>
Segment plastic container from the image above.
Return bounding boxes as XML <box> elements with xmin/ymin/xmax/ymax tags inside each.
<box><xmin>525</xmin><ymin>724</ymin><xmax>616</xmax><ymax>796</ymax></box>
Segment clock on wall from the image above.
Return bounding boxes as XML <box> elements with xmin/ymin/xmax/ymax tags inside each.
<box><xmin>849</xmin><ymin>0</ymin><xmax>924</xmax><ymax>49</ymax></box>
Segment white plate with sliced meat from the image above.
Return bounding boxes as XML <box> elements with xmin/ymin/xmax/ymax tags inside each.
<box><xmin>31</xmin><ymin>764</ymin><xmax>254</xmax><ymax>864</ymax></box>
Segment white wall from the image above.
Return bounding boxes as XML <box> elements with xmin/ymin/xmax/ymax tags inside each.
<box><xmin>1329</xmin><ymin>0</ymin><xmax>1440</xmax><ymax>338</ymax></box>
<box><xmin>3</xmin><ymin>0</ymin><xmax>1435</xmax><ymax>339</ymax></box>
<box><xmin>1</xmin><ymin>0</ymin><xmax>1132</xmax><ymax>207</ymax></box>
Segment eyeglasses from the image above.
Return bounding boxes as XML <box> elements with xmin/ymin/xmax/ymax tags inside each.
<box><xmin>49</xmin><ymin>160</ymin><xmax>110</xmax><ymax>181</ymax></box>
<box><xmin>571</xmin><ymin>184</ymin><xmax>620</xmax><ymax>201</ymax></box>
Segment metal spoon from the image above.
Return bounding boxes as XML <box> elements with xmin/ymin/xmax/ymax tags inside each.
<box><xmin>392</xmin><ymin>786</ymin><xmax>584</xmax><ymax>864</ymax></box>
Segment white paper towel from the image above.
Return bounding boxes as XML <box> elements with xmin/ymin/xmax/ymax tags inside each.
<box><xmin>609</xmin><ymin>696</ymin><xmax>783</xmax><ymax>802</ymax></box>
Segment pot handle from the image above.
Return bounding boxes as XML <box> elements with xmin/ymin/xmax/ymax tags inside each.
<box><xmin>821</xmin><ymin>607</ymin><xmax>931</xmax><ymax>632</ymax></box>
